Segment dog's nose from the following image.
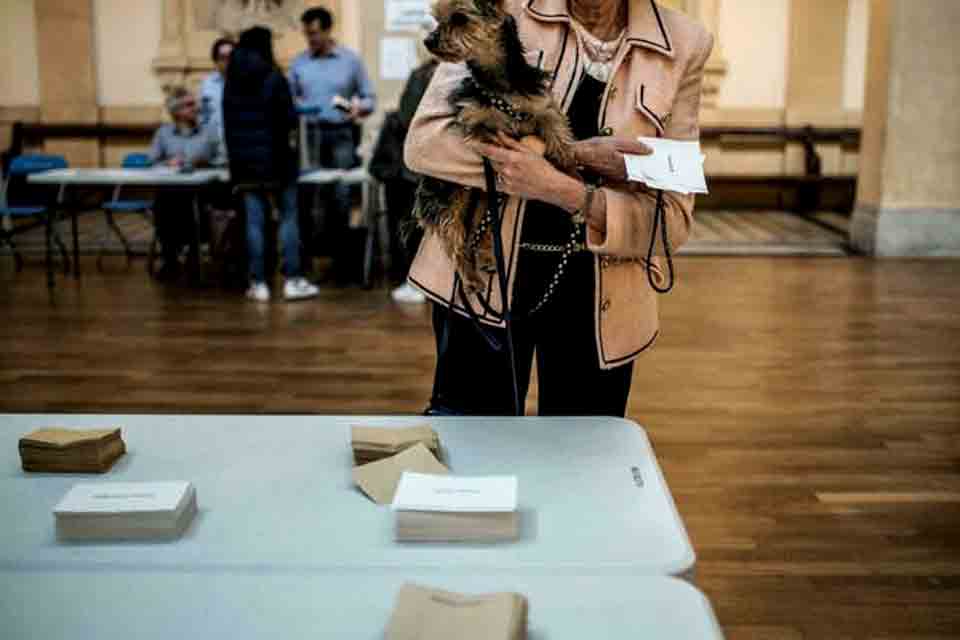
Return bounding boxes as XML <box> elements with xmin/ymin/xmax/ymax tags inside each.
<box><xmin>424</xmin><ymin>31</ymin><xmax>439</xmax><ymax>51</ymax></box>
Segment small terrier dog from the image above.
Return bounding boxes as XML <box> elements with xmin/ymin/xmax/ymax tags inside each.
<box><xmin>415</xmin><ymin>0</ymin><xmax>576</xmax><ymax>293</ymax></box>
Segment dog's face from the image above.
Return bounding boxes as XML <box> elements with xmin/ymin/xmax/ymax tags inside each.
<box><xmin>424</xmin><ymin>0</ymin><xmax>506</xmax><ymax>64</ymax></box>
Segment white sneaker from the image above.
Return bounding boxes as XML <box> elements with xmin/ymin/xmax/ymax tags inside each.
<box><xmin>391</xmin><ymin>282</ymin><xmax>427</xmax><ymax>304</ymax></box>
<box><xmin>284</xmin><ymin>277</ymin><xmax>320</xmax><ymax>301</ymax></box>
<box><xmin>246</xmin><ymin>282</ymin><xmax>271</xmax><ymax>303</ymax></box>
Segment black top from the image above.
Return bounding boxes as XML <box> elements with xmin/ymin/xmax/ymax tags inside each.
<box><xmin>512</xmin><ymin>73</ymin><xmax>605</xmax><ymax>314</ymax></box>
<box><xmin>222</xmin><ymin>48</ymin><xmax>299</xmax><ymax>184</ymax></box>
<box><xmin>520</xmin><ymin>72</ymin><xmax>605</xmax><ymax>245</ymax></box>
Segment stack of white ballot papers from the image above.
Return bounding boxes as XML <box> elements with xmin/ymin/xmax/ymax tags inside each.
<box><xmin>392</xmin><ymin>473</ymin><xmax>519</xmax><ymax>543</ymax></box>
<box><xmin>53</xmin><ymin>481</ymin><xmax>197</xmax><ymax>541</ymax></box>
<box><xmin>625</xmin><ymin>136</ymin><xmax>708</xmax><ymax>195</ymax></box>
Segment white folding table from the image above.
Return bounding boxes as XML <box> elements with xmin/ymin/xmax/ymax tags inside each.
<box><xmin>28</xmin><ymin>168</ymin><xmax>228</xmax><ymax>287</ymax></box>
<box><xmin>27</xmin><ymin>168</ymin><xmax>373</xmax><ymax>288</ymax></box>
<box><xmin>300</xmin><ymin>167</ymin><xmax>369</xmax><ymax>186</ymax></box>
<box><xmin>0</xmin><ymin>572</ymin><xmax>723</xmax><ymax>639</ymax></box>
<box><xmin>0</xmin><ymin>415</ymin><xmax>694</xmax><ymax>576</ymax></box>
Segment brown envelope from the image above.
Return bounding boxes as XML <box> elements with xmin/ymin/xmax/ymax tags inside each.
<box><xmin>353</xmin><ymin>443</ymin><xmax>449</xmax><ymax>505</ymax></box>
<box><xmin>20</xmin><ymin>428</ymin><xmax>121</xmax><ymax>449</ymax></box>
<box><xmin>386</xmin><ymin>583</ymin><xmax>528</xmax><ymax>640</ymax></box>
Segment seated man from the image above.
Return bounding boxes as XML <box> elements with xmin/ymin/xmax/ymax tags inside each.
<box><xmin>148</xmin><ymin>87</ymin><xmax>221</xmax><ymax>280</ymax></box>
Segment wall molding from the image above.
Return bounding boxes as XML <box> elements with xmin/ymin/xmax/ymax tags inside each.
<box><xmin>0</xmin><ymin>106</ymin><xmax>42</xmax><ymax>124</ymax></box>
<box><xmin>154</xmin><ymin>0</ymin><xmax>344</xmax><ymax>89</ymax></box>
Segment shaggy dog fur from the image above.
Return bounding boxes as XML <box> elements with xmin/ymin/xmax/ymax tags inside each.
<box><xmin>414</xmin><ymin>0</ymin><xmax>576</xmax><ymax>293</ymax></box>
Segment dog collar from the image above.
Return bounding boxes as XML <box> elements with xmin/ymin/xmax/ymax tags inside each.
<box><xmin>466</xmin><ymin>79</ymin><xmax>534</xmax><ymax>123</ymax></box>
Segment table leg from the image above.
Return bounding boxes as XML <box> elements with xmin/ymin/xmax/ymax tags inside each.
<box><xmin>188</xmin><ymin>194</ymin><xmax>202</xmax><ymax>285</ymax></box>
<box><xmin>46</xmin><ymin>184</ymin><xmax>67</xmax><ymax>290</ymax></box>
<box><xmin>45</xmin><ymin>208</ymin><xmax>53</xmax><ymax>290</ymax></box>
<box><xmin>71</xmin><ymin>207</ymin><xmax>80</xmax><ymax>278</ymax></box>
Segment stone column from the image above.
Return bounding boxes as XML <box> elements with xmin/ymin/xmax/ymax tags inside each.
<box><xmin>851</xmin><ymin>0</ymin><xmax>960</xmax><ymax>256</ymax></box>
<box><xmin>34</xmin><ymin>0</ymin><xmax>100</xmax><ymax>166</ymax></box>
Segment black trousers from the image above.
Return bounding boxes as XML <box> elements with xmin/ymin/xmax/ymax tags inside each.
<box><xmin>384</xmin><ymin>178</ymin><xmax>423</xmax><ymax>285</ymax></box>
<box><xmin>154</xmin><ymin>192</ymin><xmax>197</xmax><ymax>266</ymax></box>
<box><xmin>428</xmin><ymin>250</ymin><xmax>634</xmax><ymax>417</ymax></box>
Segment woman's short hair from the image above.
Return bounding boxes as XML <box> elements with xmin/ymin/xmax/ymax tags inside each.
<box><xmin>210</xmin><ymin>37</ymin><xmax>235</xmax><ymax>64</ymax></box>
<box><xmin>301</xmin><ymin>7</ymin><xmax>333</xmax><ymax>30</ymax></box>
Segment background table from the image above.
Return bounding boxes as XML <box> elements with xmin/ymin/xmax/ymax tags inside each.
<box><xmin>0</xmin><ymin>572</ymin><xmax>722</xmax><ymax>639</ymax></box>
<box><xmin>300</xmin><ymin>167</ymin><xmax>369</xmax><ymax>186</ymax></box>
<box><xmin>27</xmin><ymin>168</ymin><xmax>370</xmax><ymax>288</ymax></box>
<box><xmin>28</xmin><ymin>168</ymin><xmax>227</xmax><ymax>286</ymax></box>
<box><xmin>27</xmin><ymin>168</ymin><xmax>226</xmax><ymax>187</ymax></box>
<box><xmin>0</xmin><ymin>415</ymin><xmax>694</xmax><ymax>577</ymax></box>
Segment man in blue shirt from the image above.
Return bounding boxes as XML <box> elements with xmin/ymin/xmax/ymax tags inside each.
<box><xmin>200</xmin><ymin>37</ymin><xmax>234</xmax><ymax>160</ymax></box>
<box><xmin>290</xmin><ymin>7</ymin><xmax>376</xmax><ymax>285</ymax></box>
<box><xmin>149</xmin><ymin>87</ymin><xmax>221</xmax><ymax>281</ymax></box>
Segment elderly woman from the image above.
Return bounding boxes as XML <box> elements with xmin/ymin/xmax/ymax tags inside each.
<box><xmin>404</xmin><ymin>0</ymin><xmax>714</xmax><ymax>417</ymax></box>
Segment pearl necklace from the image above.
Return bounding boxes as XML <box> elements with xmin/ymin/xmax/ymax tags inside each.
<box><xmin>572</xmin><ymin>18</ymin><xmax>626</xmax><ymax>82</ymax></box>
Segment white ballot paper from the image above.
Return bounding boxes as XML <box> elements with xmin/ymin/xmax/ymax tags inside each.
<box><xmin>625</xmin><ymin>137</ymin><xmax>708</xmax><ymax>195</ymax></box>
<box><xmin>53</xmin><ymin>481</ymin><xmax>197</xmax><ymax>541</ymax></box>
<box><xmin>392</xmin><ymin>473</ymin><xmax>518</xmax><ymax>513</ymax></box>
<box><xmin>54</xmin><ymin>481</ymin><xmax>192</xmax><ymax>514</ymax></box>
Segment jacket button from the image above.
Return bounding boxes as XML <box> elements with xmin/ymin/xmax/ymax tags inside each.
<box><xmin>601</xmin><ymin>299</ymin><xmax>612</xmax><ymax>312</ymax></box>
<box><xmin>600</xmin><ymin>126</ymin><xmax>614</xmax><ymax>137</ymax></box>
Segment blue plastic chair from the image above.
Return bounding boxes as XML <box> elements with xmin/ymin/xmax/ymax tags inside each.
<box><xmin>0</xmin><ymin>154</ymin><xmax>69</xmax><ymax>273</ymax></box>
<box><xmin>99</xmin><ymin>152</ymin><xmax>157</xmax><ymax>272</ymax></box>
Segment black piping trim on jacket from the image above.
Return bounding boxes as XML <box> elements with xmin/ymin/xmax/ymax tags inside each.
<box><xmin>639</xmin><ymin>84</ymin><xmax>666</xmax><ymax>132</ymax></box>
<box><xmin>550</xmin><ymin>26</ymin><xmax>569</xmax><ymax>89</ymax></box>
<box><xmin>601</xmin><ymin>330</ymin><xmax>660</xmax><ymax>367</ymax></box>
<box><xmin>410</xmin><ymin>274</ymin><xmax>508</xmax><ymax>327</ymax></box>
<box><xmin>526</xmin><ymin>0</ymin><xmax>566</xmax><ymax>19</ymax></box>
<box><xmin>626</xmin><ymin>1</ymin><xmax>673</xmax><ymax>54</ymax></box>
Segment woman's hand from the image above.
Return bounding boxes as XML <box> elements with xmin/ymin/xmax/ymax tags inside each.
<box><xmin>468</xmin><ymin>134</ymin><xmax>585</xmax><ymax>213</ymax></box>
<box><xmin>572</xmin><ymin>137</ymin><xmax>652</xmax><ymax>183</ymax></box>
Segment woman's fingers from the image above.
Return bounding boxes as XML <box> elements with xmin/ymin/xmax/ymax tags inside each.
<box><xmin>467</xmin><ymin>139</ymin><xmax>514</xmax><ymax>164</ymax></box>
<box><xmin>494</xmin><ymin>132</ymin><xmax>521</xmax><ymax>150</ymax></box>
<box><xmin>613</xmin><ymin>139</ymin><xmax>653</xmax><ymax>156</ymax></box>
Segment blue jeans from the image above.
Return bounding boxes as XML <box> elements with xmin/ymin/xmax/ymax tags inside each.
<box><xmin>244</xmin><ymin>182</ymin><xmax>301</xmax><ymax>283</ymax></box>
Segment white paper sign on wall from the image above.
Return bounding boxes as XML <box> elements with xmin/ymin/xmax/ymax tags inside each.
<box><xmin>381</xmin><ymin>37</ymin><xmax>419</xmax><ymax>80</ymax></box>
<box><xmin>386</xmin><ymin>0</ymin><xmax>434</xmax><ymax>32</ymax></box>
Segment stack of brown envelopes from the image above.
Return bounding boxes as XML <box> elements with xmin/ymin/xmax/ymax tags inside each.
<box><xmin>386</xmin><ymin>583</ymin><xmax>528</xmax><ymax>640</ymax></box>
<box><xmin>351</xmin><ymin>425</ymin><xmax>441</xmax><ymax>465</ymax></box>
<box><xmin>19</xmin><ymin>428</ymin><xmax>126</xmax><ymax>473</ymax></box>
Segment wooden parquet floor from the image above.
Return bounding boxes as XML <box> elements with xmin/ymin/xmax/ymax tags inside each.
<box><xmin>1</xmin><ymin>256</ymin><xmax>959</xmax><ymax>639</ymax></box>
<box><xmin>9</xmin><ymin>208</ymin><xmax>849</xmax><ymax>257</ymax></box>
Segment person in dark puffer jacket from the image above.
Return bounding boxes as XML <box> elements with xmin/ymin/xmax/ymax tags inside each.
<box><xmin>223</xmin><ymin>26</ymin><xmax>318</xmax><ymax>302</ymax></box>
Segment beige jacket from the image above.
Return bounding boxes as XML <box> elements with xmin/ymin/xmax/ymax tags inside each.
<box><xmin>404</xmin><ymin>0</ymin><xmax>714</xmax><ymax>369</ymax></box>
